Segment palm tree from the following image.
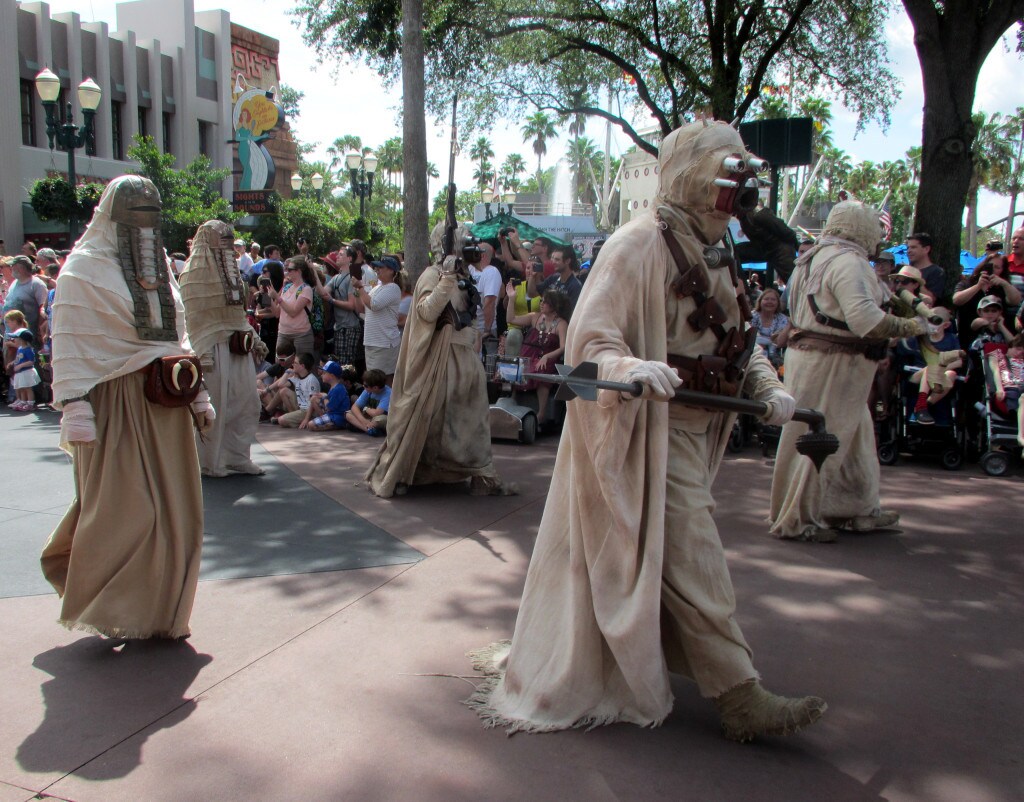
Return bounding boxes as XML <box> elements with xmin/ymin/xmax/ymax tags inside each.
<box><xmin>566</xmin><ymin>137</ymin><xmax>603</xmax><ymax>204</ymax></box>
<box><xmin>500</xmin><ymin>153</ymin><xmax>527</xmax><ymax>191</ymax></box>
<box><xmin>377</xmin><ymin>136</ymin><xmax>404</xmax><ymax>215</ymax></box>
<box><xmin>966</xmin><ymin>111</ymin><xmax>1013</xmax><ymax>252</ymax></box>
<box><xmin>327</xmin><ymin>135</ymin><xmax>363</xmax><ymax>174</ymax></box>
<box><xmin>473</xmin><ymin>159</ymin><xmax>495</xmax><ymax>200</ymax></box>
<box><xmin>469</xmin><ymin>136</ymin><xmax>495</xmax><ymax>200</ymax></box>
<box><xmin>994</xmin><ymin>107</ymin><xmax>1024</xmax><ymax>245</ymax></box>
<box><xmin>426</xmin><ymin>161</ymin><xmax>440</xmax><ymax>179</ymax></box>
<box><xmin>521</xmin><ymin>112</ymin><xmax>557</xmax><ymax>194</ymax></box>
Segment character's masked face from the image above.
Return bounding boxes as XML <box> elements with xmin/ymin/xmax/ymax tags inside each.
<box><xmin>657</xmin><ymin>122</ymin><xmax>767</xmax><ymax>243</ymax></box>
<box><xmin>712</xmin><ymin>153</ymin><xmax>767</xmax><ymax>217</ymax></box>
<box><xmin>194</xmin><ymin>220</ymin><xmax>244</xmax><ymax>303</ymax></box>
<box><xmin>107</xmin><ymin>176</ymin><xmax>166</xmax><ymax>291</ymax></box>
<box><xmin>821</xmin><ymin>201</ymin><xmax>884</xmax><ymax>253</ymax></box>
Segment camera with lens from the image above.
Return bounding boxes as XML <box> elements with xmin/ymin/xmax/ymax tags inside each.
<box><xmin>258</xmin><ymin>276</ymin><xmax>272</xmax><ymax>288</ymax></box>
<box><xmin>985</xmin><ymin>239</ymin><xmax>1003</xmax><ymax>252</ymax></box>
<box><xmin>499</xmin><ymin>226</ymin><xmax>516</xmax><ymax>238</ymax></box>
<box><xmin>461</xmin><ymin>234</ymin><xmax>483</xmax><ymax>264</ymax></box>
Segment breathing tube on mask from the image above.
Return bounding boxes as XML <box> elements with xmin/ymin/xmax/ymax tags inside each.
<box><xmin>713</xmin><ymin>155</ymin><xmax>769</xmax><ymax>217</ymax></box>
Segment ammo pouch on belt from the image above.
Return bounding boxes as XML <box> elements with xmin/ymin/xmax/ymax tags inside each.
<box><xmin>143</xmin><ymin>355</ymin><xmax>203</xmax><ymax>407</ymax></box>
<box><xmin>668</xmin><ymin>353</ymin><xmax>737</xmax><ymax>397</ymax></box>
<box><xmin>228</xmin><ymin>330</ymin><xmax>256</xmax><ymax>355</ymax></box>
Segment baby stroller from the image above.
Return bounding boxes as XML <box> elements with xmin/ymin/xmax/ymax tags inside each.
<box><xmin>974</xmin><ymin>343</ymin><xmax>1022</xmax><ymax>476</ymax></box>
<box><xmin>876</xmin><ymin>350</ymin><xmax>966</xmax><ymax>471</ymax></box>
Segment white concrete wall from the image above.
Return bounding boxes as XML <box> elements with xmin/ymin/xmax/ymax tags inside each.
<box><xmin>3</xmin><ymin>0</ymin><xmax>240</xmax><ymax>246</ymax></box>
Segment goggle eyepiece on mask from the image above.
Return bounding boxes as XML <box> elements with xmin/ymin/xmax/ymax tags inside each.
<box><xmin>713</xmin><ymin>152</ymin><xmax>766</xmax><ymax>216</ymax></box>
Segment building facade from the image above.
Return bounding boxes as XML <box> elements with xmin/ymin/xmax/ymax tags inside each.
<box><xmin>0</xmin><ymin>0</ymin><xmax>296</xmax><ymax>249</ymax></box>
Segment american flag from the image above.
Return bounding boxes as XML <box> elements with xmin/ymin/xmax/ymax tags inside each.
<box><xmin>879</xmin><ymin>201</ymin><xmax>892</xmax><ymax>241</ymax></box>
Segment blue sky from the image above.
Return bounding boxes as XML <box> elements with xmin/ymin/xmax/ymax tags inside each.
<box><xmin>49</xmin><ymin>0</ymin><xmax>1024</xmax><ymax>232</ymax></box>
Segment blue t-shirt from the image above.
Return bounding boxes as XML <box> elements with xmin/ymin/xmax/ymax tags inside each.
<box><xmin>356</xmin><ymin>386</ymin><xmax>391</xmax><ymax>413</ymax></box>
<box><xmin>324</xmin><ymin>382</ymin><xmax>352</xmax><ymax>424</ymax></box>
<box><xmin>15</xmin><ymin>345</ymin><xmax>35</xmax><ymax>369</ymax></box>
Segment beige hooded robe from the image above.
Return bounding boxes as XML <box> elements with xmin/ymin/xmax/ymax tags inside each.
<box><xmin>769</xmin><ymin>202</ymin><xmax>892</xmax><ymax>537</ymax></box>
<box><xmin>41</xmin><ymin>175</ymin><xmax>203</xmax><ymax>639</ymax></box>
<box><xmin>178</xmin><ymin>220</ymin><xmax>262</xmax><ymax>477</ymax></box>
<box><xmin>364</xmin><ymin>244</ymin><xmax>501</xmax><ymax>497</ymax></box>
<box><xmin>468</xmin><ymin>122</ymin><xmax>786</xmax><ymax>732</ymax></box>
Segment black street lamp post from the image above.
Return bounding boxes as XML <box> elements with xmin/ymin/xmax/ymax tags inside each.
<box><xmin>345</xmin><ymin>152</ymin><xmax>377</xmax><ymax>218</ymax></box>
<box><xmin>291</xmin><ymin>171</ymin><xmax>325</xmax><ymax>202</ymax></box>
<box><xmin>35</xmin><ymin>68</ymin><xmax>102</xmax><ymax>246</ymax></box>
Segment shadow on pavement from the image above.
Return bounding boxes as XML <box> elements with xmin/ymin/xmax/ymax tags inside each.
<box><xmin>17</xmin><ymin>637</ymin><xmax>212</xmax><ymax>781</ymax></box>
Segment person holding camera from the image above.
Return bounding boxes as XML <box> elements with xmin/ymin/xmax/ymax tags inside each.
<box><xmin>270</xmin><ymin>256</ymin><xmax>317</xmax><ymax>359</ymax></box>
<box><xmin>320</xmin><ymin>248</ymin><xmax>364</xmax><ymax>369</ymax></box>
<box><xmin>353</xmin><ymin>256</ymin><xmax>402</xmax><ymax>383</ymax></box>
<box><xmin>254</xmin><ymin>261</ymin><xmax>284</xmax><ymax>361</ymax></box>
<box><xmin>952</xmin><ymin>253</ymin><xmax>1021</xmax><ymax>349</ymax></box>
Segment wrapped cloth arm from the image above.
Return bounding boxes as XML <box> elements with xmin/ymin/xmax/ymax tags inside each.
<box><xmin>743</xmin><ymin>349</ymin><xmax>795</xmax><ymax>424</ymax></box>
<box><xmin>59</xmin><ymin>400</ymin><xmax>97</xmax><ymax>450</ymax></box>
<box><xmin>865</xmin><ymin>315</ymin><xmax>927</xmax><ymax>339</ymax></box>
<box><xmin>415</xmin><ymin>266</ymin><xmax>459</xmax><ymax>324</ymax></box>
<box><xmin>191</xmin><ymin>389</ymin><xmax>216</xmax><ymax>434</ymax></box>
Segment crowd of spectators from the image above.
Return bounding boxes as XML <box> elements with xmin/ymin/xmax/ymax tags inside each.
<box><xmin>4</xmin><ymin>224</ymin><xmax>1024</xmax><ymax>461</ymax></box>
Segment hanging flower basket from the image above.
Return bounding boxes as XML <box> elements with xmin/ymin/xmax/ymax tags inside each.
<box><xmin>29</xmin><ymin>177</ymin><xmax>77</xmax><ymax>222</ymax></box>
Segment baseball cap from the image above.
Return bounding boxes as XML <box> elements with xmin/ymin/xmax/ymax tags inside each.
<box><xmin>874</xmin><ymin>251</ymin><xmax>896</xmax><ymax>263</ymax></box>
<box><xmin>12</xmin><ymin>328</ymin><xmax>34</xmax><ymax>344</ymax></box>
<box><xmin>372</xmin><ymin>256</ymin><xmax>401</xmax><ymax>273</ymax></box>
<box><xmin>36</xmin><ymin>248</ymin><xmax>58</xmax><ymax>262</ymax></box>
<box><xmin>322</xmin><ymin>360</ymin><xmax>343</xmax><ymax>378</ymax></box>
<box><xmin>233</xmin><ymin>239</ymin><xmax>245</xmax><ymax>247</ymax></box>
<box><xmin>978</xmin><ymin>294</ymin><xmax>1003</xmax><ymax>310</ymax></box>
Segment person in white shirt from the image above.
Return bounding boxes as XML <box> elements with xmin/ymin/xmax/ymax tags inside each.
<box><xmin>234</xmin><ymin>239</ymin><xmax>255</xmax><ymax>283</ymax></box>
<box><xmin>354</xmin><ymin>256</ymin><xmax>402</xmax><ymax>382</ymax></box>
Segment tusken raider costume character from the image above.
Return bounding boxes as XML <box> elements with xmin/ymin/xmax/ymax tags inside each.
<box><xmin>40</xmin><ymin>175</ymin><xmax>213</xmax><ymax>639</ymax></box>
<box><xmin>179</xmin><ymin>219</ymin><xmax>264</xmax><ymax>477</ymax></box>
<box><xmin>364</xmin><ymin>224</ymin><xmax>513</xmax><ymax>498</ymax></box>
<box><xmin>467</xmin><ymin>121</ymin><xmax>825</xmax><ymax>742</ymax></box>
<box><xmin>769</xmin><ymin>201</ymin><xmax>927</xmax><ymax>543</ymax></box>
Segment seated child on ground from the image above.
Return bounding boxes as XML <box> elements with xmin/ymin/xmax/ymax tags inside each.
<box><xmin>344</xmin><ymin>368</ymin><xmax>391</xmax><ymax>437</ymax></box>
<box><xmin>299</xmin><ymin>361</ymin><xmax>352</xmax><ymax>431</ymax></box>
<box><xmin>266</xmin><ymin>353</ymin><xmax>320</xmax><ymax>427</ymax></box>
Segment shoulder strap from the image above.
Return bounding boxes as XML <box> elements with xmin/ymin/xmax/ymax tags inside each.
<box><xmin>808</xmin><ymin>294</ymin><xmax>850</xmax><ymax>331</ymax></box>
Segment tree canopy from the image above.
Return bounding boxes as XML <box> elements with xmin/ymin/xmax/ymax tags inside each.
<box><xmin>297</xmin><ymin>0</ymin><xmax>898</xmax><ymax>155</ymax></box>
<box><xmin>126</xmin><ymin>135</ymin><xmax>237</xmax><ymax>251</ymax></box>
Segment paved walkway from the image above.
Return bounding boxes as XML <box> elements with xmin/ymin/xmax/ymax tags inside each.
<box><xmin>1</xmin><ymin>407</ymin><xmax>1021</xmax><ymax>801</ymax></box>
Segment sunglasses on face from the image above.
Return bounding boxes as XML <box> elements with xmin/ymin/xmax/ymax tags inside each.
<box><xmin>893</xmin><ymin>278</ymin><xmax>914</xmax><ymax>286</ymax></box>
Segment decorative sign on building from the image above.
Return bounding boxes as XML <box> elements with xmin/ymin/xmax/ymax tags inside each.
<box><xmin>231</xmin><ymin>75</ymin><xmax>282</xmax><ymax>193</ymax></box>
<box><xmin>229</xmin><ymin>25</ymin><xmax>299</xmax><ymax>214</ymax></box>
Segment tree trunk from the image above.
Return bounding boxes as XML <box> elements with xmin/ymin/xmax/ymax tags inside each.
<box><xmin>904</xmin><ymin>0</ymin><xmax>1024</xmax><ymax>294</ymax></box>
<box><xmin>402</xmin><ymin>0</ymin><xmax>429</xmax><ymax>281</ymax></box>
<box><xmin>1007</xmin><ymin>189</ymin><xmax>1019</xmax><ymax>246</ymax></box>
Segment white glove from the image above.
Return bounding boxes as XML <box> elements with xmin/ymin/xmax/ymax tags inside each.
<box><xmin>761</xmin><ymin>388</ymin><xmax>796</xmax><ymax>425</ymax></box>
<box><xmin>60</xmin><ymin>400</ymin><xmax>97</xmax><ymax>446</ymax></box>
<box><xmin>624</xmin><ymin>361</ymin><xmax>682</xmax><ymax>402</ymax></box>
<box><xmin>191</xmin><ymin>389</ymin><xmax>216</xmax><ymax>434</ymax></box>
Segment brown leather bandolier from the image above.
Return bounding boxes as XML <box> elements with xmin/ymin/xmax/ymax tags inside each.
<box><xmin>660</xmin><ymin>220</ymin><xmax>756</xmax><ymax>397</ymax></box>
<box><xmin>788</xmin><ymin>329</ymin><xmax>890</xmax><ymax>361</ymax></box>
